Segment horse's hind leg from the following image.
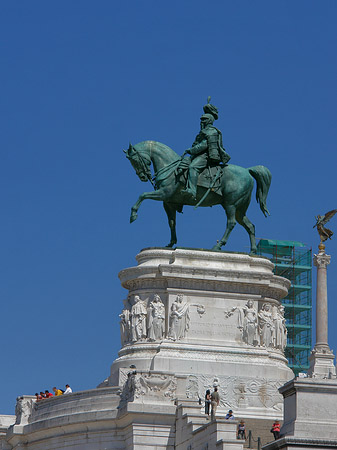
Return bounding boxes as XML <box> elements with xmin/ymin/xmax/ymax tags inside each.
<box><xmin>236</xmin><ymin>211</ymin><xmax>257</xmax><ymax>254</ymax></box>
<box><xmin>163</xmin><ymin>202</ymin><xmax>177</xmax><ymax>248</ymax></box>
<box><xmin>212</xmin><ymin>205</ymin><xmax>237</xmax><ymax>251</ymax></box>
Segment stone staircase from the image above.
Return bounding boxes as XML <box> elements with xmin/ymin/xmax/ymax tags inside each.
<box><xmin>241</xmin><ymin>418</ymin><xmax>282</xmax><ymax>449</ymax></box>
<box><xmin>175</xmin><ymin>399</ymin><xmax>244</xmax><ymax>450</ymax></box>
<box><xmin>174</xmin><ymin>400</ymin><xmax>281</xmax><ymax>450</ymax></box>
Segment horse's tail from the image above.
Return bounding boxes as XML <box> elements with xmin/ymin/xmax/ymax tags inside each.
<box><xmin>248</xmin><ymin>165</ymin><xmax>272</xmax><ymax>217</ymax></box>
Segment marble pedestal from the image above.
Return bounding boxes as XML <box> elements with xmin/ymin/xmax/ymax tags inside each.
<box><xmin>262</xmin><ymin>377</ymin><xmax>337</xmax><ymax>450</ymax></box>
<box><xmin>110</xmin><ymin>248</ymin><xmax>293</xmax><ymax>419</ymax></box>
<box><xmin>280</xmin><ymin>377</ymin><xmax>337</xmax><ymax>440</ymax></box>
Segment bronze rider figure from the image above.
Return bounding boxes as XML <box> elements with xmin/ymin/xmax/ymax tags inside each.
<box><xmin>181</xmin><ymin>98</ymin><xmax>231</xmax><ymax>199</ymax></box>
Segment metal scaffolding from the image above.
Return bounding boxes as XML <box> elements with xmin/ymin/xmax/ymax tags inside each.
<box><xmin>257</xmin><ymin>239</ymin><xmax>312</xmax><ymax>376</ymax></box>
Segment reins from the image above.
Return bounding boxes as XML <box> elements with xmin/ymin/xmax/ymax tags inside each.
<box><xmin>132</xmin><ymin>145</ymin><xmax>155</xmax><ymax>188</ymax></box>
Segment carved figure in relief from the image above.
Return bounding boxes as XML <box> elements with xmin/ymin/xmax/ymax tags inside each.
<box><xmin>119</xmin><ymin>306</ymin><xmax>131</xmax><ymax>346</ymax></box>
<box><xmin>258</xmin><ymin>303</ymin><xmax>274</xmax><ymax>347</ymax></box>
<box><xmin>239</xmin><ymin>300</ymin><xmax>259</xmax><ymax>345</ymax></box>
<box><xmin>147</xmin><ymin>294</ymin><xmax>165</xmax><ymax>341</ymax></box>
<box><xmin>15</xmin><ymin>397</ymin><xmax>32</xmax><ymax>425</ymax></box>
<box><xmin>131</xmin><ymin>295</ymin><xmax>147</xmax><ymax>341</ymax></box>
<box><xmin>225</xmin><ymin>300</ymin><xmax>258</xmax><ymax>345</ymax></box>
<box><xmin>186</xmin><ymin>376</ymin><xmax>199</xmax><ymax>399</ymax></box>
<box><xmin>168</xmin><ymin>294</ymin><xmax>190</xmax><ymax>340</ymax></box>
<box><xmin>273</xmin><ymin>305</ymin><xmax>287</xmax><ymax>350</ymax></box>
<box><xmin>120</xmin><ymin>368</ymin><xmax>138</xmax><ymax>403</ymax></box>
<box><xmin>234</xmin><ymin>382</ymin><xmax>248</xmax><ymax>408</ymax></box>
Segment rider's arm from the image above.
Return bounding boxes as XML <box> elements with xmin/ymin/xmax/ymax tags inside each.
<box><xmin>186</xmin><ymin>139</ymin><xmax>208</xmax><ymax>156</ymax></box>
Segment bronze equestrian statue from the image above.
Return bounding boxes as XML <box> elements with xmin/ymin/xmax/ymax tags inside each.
<box><xmin>125</xmin><ymin>98</ymin><xmax>271</xmax><ymax>254</ymax></box>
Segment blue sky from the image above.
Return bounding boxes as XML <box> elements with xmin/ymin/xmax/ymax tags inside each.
<box><xmin>1</xmin><ymin>1</ymin><xmax>336</xmax><ymax>414</ymax></box>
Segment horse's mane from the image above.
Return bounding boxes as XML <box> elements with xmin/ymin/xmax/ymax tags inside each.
<box><xmin>135</xmin><ymin>140</ymin><xmax>180</xmax><ymax>161</ymax></box>
<box><xmin>133</xmin><ymin>140</ymin><xmax>182</xmax><ymax>187</ymax></box>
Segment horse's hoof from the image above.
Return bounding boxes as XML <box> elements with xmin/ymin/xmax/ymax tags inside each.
<box><xmin>130</xmin><ymin>212</ymin><xmax>138</xmax><ymax>223</ymax></box>
<box><xmin>165</xmin><ymin>242</ymin><xmax>176</xmax><ymax>248</ymax></box>
<box><xmin>212</xmin><ymin>244</ymin><xmax>222</xmax><ymax>252</ymax></box>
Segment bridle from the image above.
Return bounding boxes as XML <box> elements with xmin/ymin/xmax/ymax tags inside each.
<box><xmin>129</xmin><ymin>144</ymin><xmax>155</xmax><ymax>187</ymax></box>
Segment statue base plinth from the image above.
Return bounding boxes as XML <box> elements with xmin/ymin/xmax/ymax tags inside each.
<box><xmin>111</xmin><ymin>247</ymin><xmax>293</xmax><ymax>419</ymax></box>
<box><xmin>307</xmin><ymin>345</ymin><xmax>336</xmax><ymax>379</ymax></box>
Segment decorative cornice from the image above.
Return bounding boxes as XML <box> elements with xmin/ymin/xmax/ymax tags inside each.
<box><xmin>135</xmin><ymin>247</ymin><xmax>274</xmax><ymax>270</ymax></box>
<box><xmin>120</xmin><ymin>274</ymin><xmax>289</xmax><ymax>300</ymax></box>
<box><xmin>279</xmin><ymin>377</ymin><xmax>337</xmax><ymax>397</ymax></box>
<box><xmin>118</xmin><ymin>248</ymin><xmax>290</xmax><ymax>300</ymax></box>
<box><xmin>116</xmin><ymin>341</ymin><xmax>289</xmax><ymax>365</ymax></box>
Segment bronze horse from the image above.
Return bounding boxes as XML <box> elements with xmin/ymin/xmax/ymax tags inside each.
<box><xmin>125</xmin><ymin>140</ymin><xmax>271</xmax><ymax>253</ymax></box>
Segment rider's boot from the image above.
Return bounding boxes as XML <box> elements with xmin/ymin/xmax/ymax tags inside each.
<box><xmin>181</xmin><ymin>168</ymin><xmax>198</xmax><ymax>199</ymax></box>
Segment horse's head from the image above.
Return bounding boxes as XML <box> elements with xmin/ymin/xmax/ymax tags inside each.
<box><xmin>124</xmin><ymin>143</ymin><xmax>152</xmax><ymax>183</ymax></box>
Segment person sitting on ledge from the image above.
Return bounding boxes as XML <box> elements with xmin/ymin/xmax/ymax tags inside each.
<box><xmin>64</xmin><ymin>384</ymin><xmax>72</xmax><ymax>394</ymax></box>
<box><xmin>225</xmin><ymin>409</ymin><xmax>235</xmax><ymax>419</ymax></box>
<box><xmin>45</xmin><ymin>390</ymin><xmax>53</xmax><ymax>398</ymax></box>
<box><xmin>237</xmin><ymin>420</ymin><xmax>246</xmax><ymax>439</ymax></box>
<box><xmin>53</xmin><ymin>387</ymin><xmax>63</xmax><ymax>396</ymax></box>
<box><xmin>35</xmin><ymin>393</ymin><xmax>42</xmax><ymax>402</ymax></box>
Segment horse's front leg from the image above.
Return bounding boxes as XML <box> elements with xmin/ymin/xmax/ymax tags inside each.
<box><xmin>163</xmin><ymin>202</ymin><xmax>177</xmax><ymax>248</ymax></box>
<box><xmin>130</xmin><ymin>189</ymin><xmax>168</xmax><ymax>223</ymax></box>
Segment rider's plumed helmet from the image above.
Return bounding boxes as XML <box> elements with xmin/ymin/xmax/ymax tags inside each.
<box><xmin>203</xmin><ymin>96</ymin><xmax>218</xmax><ymax>120</ymax></box>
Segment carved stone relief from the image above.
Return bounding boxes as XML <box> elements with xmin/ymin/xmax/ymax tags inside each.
<box><xmin>273</xmin><ymin>305</ymin><xmax>287</xmax><ymax>350</ymax></box>
<box><xmin>187</xmin><ymin>374</ymin><xmax>283</xmax><ymax>411</ymax></box>
<box><xmin>225</xmin><ymin>301</ymin><xmax>287</xmax><ymax>351</ymax></box>
<box><xmin>120</xmin><ymin>370</ymin><xmax>177</xmax><ymax>403</ymax></box>
<box><xmin>131</xmin><ymin>295</ymin><xmax>147</xmax><ymax>341</ymax></box>
<box><xmin>168</xmin><ymin>294</ymin><xmax>190</xmax><ymax>341</ymax></box>
<box><xmin>119</xmin><ymin>306</ymin><xmax>131</xmax><ymax>346</ymax></box>
<box><xmin>120</xmin><ymin>369</ymin><xmax>137</xmax><ymax>403</ymax></box>
<box><xmin>190</xmin><ymin>303</ymin><xmax>206</xmax><ymax>317</ymax></box>
<box><xmin>15</xmin><ymin>396</ymin><xmax>33</xmax><ymax>425</ymax></box>
<box><xmin>186</xmin><ymin>375</ymin><xmax>199</xmax><ymax>399</ymax></box>
<box><xmin>225</xmin><ymin>300</ymin><xmax>259</xmax><ymax>346</ymax></box>
<box><xmin>147</xmin><ymin>294</ymin><xmax>165</xmax><ymax>341</ymax></box>
<box><xmin>258</xmin><ymin>303</ymin><xmax>274</xmax><ymax>347</ymax></box>
<box><xmin>139</xmin><ymin>373</ymin><xmax>177</xmax><ymax>399</ymax></box>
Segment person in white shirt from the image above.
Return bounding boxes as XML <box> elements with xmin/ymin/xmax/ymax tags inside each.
<box><xmin>64</xmin><ymin>384</ymin><xmax>72</xmax><ymax>394</ymax></box>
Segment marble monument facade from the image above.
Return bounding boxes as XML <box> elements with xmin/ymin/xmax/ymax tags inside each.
<box><xmin>2</xmin><ymin>248</ymin><xmax>294</xmax><ymax>449</ymax></box>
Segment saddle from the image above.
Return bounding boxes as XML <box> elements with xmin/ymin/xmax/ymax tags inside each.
<box><xmin>176</xmin><ymin>158</ymin><xmax>223</xmax><ymax>194</ymax></box>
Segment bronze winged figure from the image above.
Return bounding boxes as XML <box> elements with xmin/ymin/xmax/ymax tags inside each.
<box><xmin>313</xmin><ymin>209</ymin><xmax>337</xmax><ymax>242</ymax></box>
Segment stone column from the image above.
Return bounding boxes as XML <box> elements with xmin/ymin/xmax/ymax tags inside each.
<box><xmin>314</xmin><ymin>244</ymin><xmax>330</xmax><ymax>350</ymax></box>
<box><xmin>308</xmin><ymin>243</ymin><xmax>336</xmax><ymax>378</ymax></box>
